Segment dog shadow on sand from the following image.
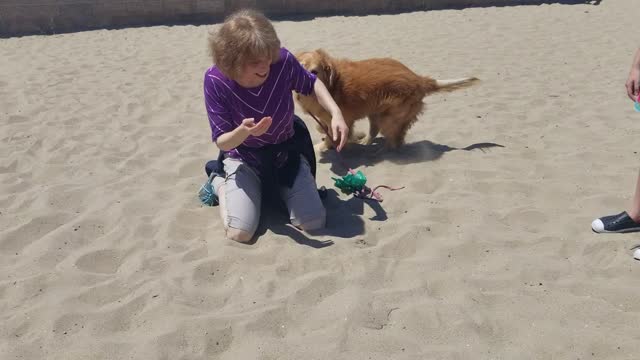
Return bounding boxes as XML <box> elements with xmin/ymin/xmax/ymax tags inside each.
<box><xmin>318</xmin><ymin>137</ymin><xmax>505</xmax><ymax>176</ymax></box>
<box><xmin>242</xmin><ymin>138</ymin><xmax>504</xmax><ymax>248</ymax></box>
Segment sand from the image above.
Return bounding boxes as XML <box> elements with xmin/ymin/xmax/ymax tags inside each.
<box><xmin>2</xmin><ymin>1</ymin><xmax>640</xmax><ymax>359</ymax></box>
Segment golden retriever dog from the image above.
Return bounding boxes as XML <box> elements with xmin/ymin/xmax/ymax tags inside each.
<box><xmin>294</xmin><ymin>49</ymin><xmax>479</xmax><ymax>151</ymax></box>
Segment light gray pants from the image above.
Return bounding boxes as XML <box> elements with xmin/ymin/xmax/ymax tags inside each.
<box><xmin>212</xmin><ymin>156</ymin><xmax>326</xmax><ymax>236</ymax></box>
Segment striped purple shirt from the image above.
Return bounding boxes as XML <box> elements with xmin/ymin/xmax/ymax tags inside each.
<box><xmin>204</xmin><ymin>47</ymin><xmax>317</xmax><ymax>169</ymax></box>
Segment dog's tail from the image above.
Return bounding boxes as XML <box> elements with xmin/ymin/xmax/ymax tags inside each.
<box><xmin>426</xmin><ymin>77</ymin><xmax>479</xmax><ymax>93</ymax></box>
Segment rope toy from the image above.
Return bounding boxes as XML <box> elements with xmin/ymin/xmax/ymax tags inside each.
<box><xmin>198</xmin><ymin>172</ymin><xmax>219</xmax><ymax>206</ymax></box>
<box><xmin>332</xmin><ymin>168</ymin><xmax>404</xmax><ymax>202</ymax></box>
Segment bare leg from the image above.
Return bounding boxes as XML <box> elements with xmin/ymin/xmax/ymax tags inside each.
<box><xmin>627</xmin><ymin>170</ymin><xmax>640</xmax><ymax>222</ymax></box>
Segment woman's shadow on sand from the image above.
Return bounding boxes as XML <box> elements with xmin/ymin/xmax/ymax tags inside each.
<box><xmin>249</xmin><ymin>187</ymin><xmax>374</xmax><ymax>248</ymax></box>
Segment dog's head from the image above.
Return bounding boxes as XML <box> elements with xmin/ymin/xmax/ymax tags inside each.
<box><xmin>295</xmin><ymin>49</ymin><xmax>337</xmax><ymax>91</ymax></box>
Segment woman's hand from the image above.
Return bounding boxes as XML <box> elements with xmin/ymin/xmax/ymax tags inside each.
<box><xmin>215</xmin><ymin>117</ymin><xmax>272</xmax><ymax>151</ymax></box>
<box><xmin>241</xmin><ymin>117</ymin><xmax>272</xmax><ymax>137</ymax></box>
<box><xmin>626</xmin><ymin>67</ymin><xmax>640</xmax><ymax>101</ymax></box>
<box><xmin>331</xmin><ymin>112</ymin><xmax>349</xmax><ymax>152</ymax></box>
<box><xmin>625</xmin><ymin>48</ymin><xmax>640</xmax><ymax>101</ymax></box>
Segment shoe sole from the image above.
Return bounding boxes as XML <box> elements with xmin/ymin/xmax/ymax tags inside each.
<box><xmin>592</xmin><ymin>227</ymin><xmax>640</xmax><ymax>234</ymax></box>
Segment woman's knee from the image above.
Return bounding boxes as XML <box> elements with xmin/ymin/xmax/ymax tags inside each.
<box><xmin>217</xmin><ymin>159</ymin><xmax>261</xmax><ymax>243</ymax></box>
<box><xmin>297</xmin><ymin>211</ymin><xmax>326</xmax><ymax>231</ymax></box>
<box><xmin>225</xmin><ymin>227</ymin><xmax>254</xmax><ymax>243</ymax></box>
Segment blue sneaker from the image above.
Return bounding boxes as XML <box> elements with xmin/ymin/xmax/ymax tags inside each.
<box><xmin>591</xmin><ymin>211</ymin><xmax>640</xmax><ymax>233</ymax></box>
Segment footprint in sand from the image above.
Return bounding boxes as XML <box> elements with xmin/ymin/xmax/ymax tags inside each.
<box><xmin>53</xmin><ymin>313</ymin><xmax>87</xmax><ymax>337</ymax></box>
<box><xmin>0</xmin><ymin>214</ymin><xmax>70</xmax><ymax>253</ymax></box>
<box><xmin>8</xmin><ymin>115</ymin><xmax>28</xmax><ymax>124</ymax></box>
<box><xmin>75</xmin><ymin>249</ymin><xmax>125</xmax><ymax>274</ymax></box>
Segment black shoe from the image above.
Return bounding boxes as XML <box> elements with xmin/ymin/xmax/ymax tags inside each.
<box><xmin>591</xmin><ymin>211</ymin><xmax>640</xmax><ymax>233</ymax></box>
<box><xmin>318</xmin><ymin>186</ymin><xmax>327</xmax><ymax>200</ymax></box>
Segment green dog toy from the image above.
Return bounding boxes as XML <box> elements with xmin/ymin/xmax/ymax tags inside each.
<box><xmin>332</xmin><ymin>169</ymin><xmax>403</xmax><ymax>202</ymax></box>
<box><xmin>332</xmin><ymin>169</ymin><xmax>367</xmax><ymax>194</ymax></box>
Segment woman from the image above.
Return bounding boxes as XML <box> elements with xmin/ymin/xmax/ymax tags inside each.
<box><xmin>204</xmin><ymin>9</ymin><xmax>349</xmax><ymax>242</ymax></box>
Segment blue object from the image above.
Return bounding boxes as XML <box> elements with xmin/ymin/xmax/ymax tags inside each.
<box><xmin>635</xmin><ymin>101</ymin><xmax>640</xmax><ymax>112</ymax></box>
<box><xmin>198</xmin><ymin>172</ymin><xmax>219</xmax><ymax>206</ymax></box>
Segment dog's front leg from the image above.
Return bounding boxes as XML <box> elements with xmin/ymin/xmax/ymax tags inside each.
<box><xmin>313</xmin><ymin>115</ymin><xmax>335</xmax><ymax>153</ymax></box>
<box><xmin>359</xmin><ymin>119</ymin><xmax>379</xmax><ymax>145</ymax></box>
<box><xmin>314</xmin><ymin>133</ymin><xmax>334</xmax><ymax>153</ymax></box>
<box><xmin>314</xmin><ymin>141</ymin><xmax>329</xmax><ymax>153</ymax></box>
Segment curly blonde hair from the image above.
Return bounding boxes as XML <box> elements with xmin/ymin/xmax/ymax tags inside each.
<box><xmin>208</xmin><ymin>9</ymin><xmax>281</xmax><ymax>79</ymax></box>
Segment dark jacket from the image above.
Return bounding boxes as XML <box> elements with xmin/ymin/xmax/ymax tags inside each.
<box><xmin>205</xmin><ymin>115</ymin><xmax>317</xmax><ymax>190</ymax></box>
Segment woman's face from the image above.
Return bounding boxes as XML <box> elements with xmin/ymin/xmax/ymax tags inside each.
<box><xmin>236</xmin><ymin>57</ymin><xmax>271</xmax><ymax>88</ymax></box>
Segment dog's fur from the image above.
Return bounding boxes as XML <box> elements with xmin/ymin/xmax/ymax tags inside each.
<box><xmin>294</xmin><ymin>49</ymin><xmax>479</xmax><ymax>151</ymax></box>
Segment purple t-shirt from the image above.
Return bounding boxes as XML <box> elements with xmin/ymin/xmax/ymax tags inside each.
<box><xmin>204</xmin><ymin>47</ymin><xmax>317</xmax><ymax>169</ymax></box>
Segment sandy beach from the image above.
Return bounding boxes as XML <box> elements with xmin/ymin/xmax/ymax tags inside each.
<box><xmin>2</xmin><ymin>1</ymin><xmax>640</xmax><ymax>359</ymax></box>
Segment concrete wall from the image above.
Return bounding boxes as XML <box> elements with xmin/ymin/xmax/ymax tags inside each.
<box><xmin>0</xmin><ymin>0</ymin><xmax>225</xmax><ymax>38</ymax></box>
<box><xmin>0</xmin><ymin>0</ymin><xmax>596</xmax><ymax>38</ymax></box>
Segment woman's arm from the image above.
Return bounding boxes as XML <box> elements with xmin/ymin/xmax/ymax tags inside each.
<box><xmin>215</xmin><ymin>125</ymin><xmax>250</xmax><ymax>151</ymax></box>
<box><xmin>313</xmin><ymin>79</ymin><xmax>349</xmax><ymax>151</ymax></box>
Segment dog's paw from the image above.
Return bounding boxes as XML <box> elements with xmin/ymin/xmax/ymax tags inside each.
<box><xmin>350</xmin><ymin>131</ymin><xmax>366</xmax><ymax>142</ymax></box>
<box><xmin>314</xmin><ymin>142</ymin><xmax>329</xmax><ymax>153</ymax></box>
<box><xmin>358</xmin><ymin>135</ymin><xmax>374</xmax><ymax>146</ymax></box>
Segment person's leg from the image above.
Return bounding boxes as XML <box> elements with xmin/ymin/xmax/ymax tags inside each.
<box><xmin>592</xmin><ymin>170</ymin><xmax>640</xmax><ymax>233</ymax></box>
<box><xmin>213</xmin><ymin>158</ymin><xmax>262</xmax><ymax>242</ymax></box>
<box><xmin>627</xmin><ymin>170</ymin><xmax>640</xmax><ymax>221</ymax></box>
<box><xmin>280</xmin><ymin>156</ymin><xmax>326</xmax><ymax>231</ymax></box>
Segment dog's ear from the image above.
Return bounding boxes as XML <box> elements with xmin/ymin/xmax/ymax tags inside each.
<box><xmin>325</xmin><ymin>64</ymin><xmax>336</xmax><ymax>89</ymax></box>
<box><xmin>316</xmin><ymin>48</ymin><xmax>330</xmax><ymax>58</ymax></box>
<box><xmin>315</xmin><ymin>48</ymin><xmax>337</xmax><ymax>89</ymax></box>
